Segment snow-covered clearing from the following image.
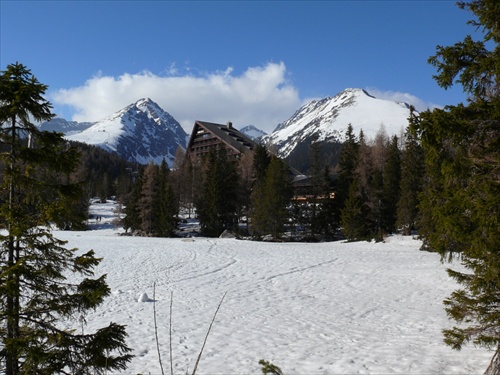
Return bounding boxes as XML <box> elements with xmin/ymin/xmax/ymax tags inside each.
<box><xmin>55</xmin><ymin>201</ymin><xmax>492</xmax><ymax>374</ymax></box>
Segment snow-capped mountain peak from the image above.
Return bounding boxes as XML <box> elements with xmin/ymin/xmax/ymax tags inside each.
<box><xmin>239</xmin><ymin>124</ymin><xmax>267</xmax><ymax>141</ymax></box>
<box><xmin>265</xmin><ymin>88</ymin><xmax>412</xmax><ymax>158</ymax></box>
<box><xmin>62</xmin><ymin>98</ymin><xmax>187</xmax><ymax>166</ymax></box>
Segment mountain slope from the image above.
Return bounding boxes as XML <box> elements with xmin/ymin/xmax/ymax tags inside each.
<box><xmin>38</xmin><ymin>118</ymin><xmax>94</xmax><ymax>135</ymax></box>
<box><xmin>239</xmin><ymin>124</ymin><xmax>267</xmax><ymax>141</ymax></box>
<box><xmin>265</xmin><ymin>88</ymin><xmax>412</xmax><ymax>159</ymax></box>
<box><xmin>63</xmin><ymin>98</ymin><xmax>187</xmax><ymax>166</ymax></box>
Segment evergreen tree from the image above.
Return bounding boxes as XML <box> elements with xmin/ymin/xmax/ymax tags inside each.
<box><xmin>153</xmin><ymin>159</ymin><xmax>177</xmax><ymax>237</ymax></box>
<box><xmin>414</xmin><ymin>0</ymin><xmax>500</xmax><ymax>366</ymax></box>
<box><xmin>122</xmin><ymin>166</ymin><xmax>144</xmax><ymax>233</ymax></box>
<box><xmin>315</xmin><ymin>166</ymin><xmax>339</xmax><ymax>239</ymax></box>
<box><xmin>196</xmin><ymin>146</ymin><xmax>239</xmax><ymax>237</ymax></box>
<box><xmin>336</xmin><ymin>124</ymin><xmax>359</xmax><ymax>209</ymax></box>
<box><xmin>0</xmin><ymin>63</ymin><xmax>132</xmax><ymax>374</ymax></box>
<box><xmin>340</xmin><ymin>180</ymin><xmax>369</xmax><ymax>241</ymax></box>
<box><xmin>252</xmin><ymin>144</ymin><xmax>272</xmax><ymax>187</ymax></box>
<box><xmin>381</xmin><ymin>135</ymin><xmax>401</xmax><ymax>234</ymax></box>
<box><xmin>251</xmin><ymin>156</ymin><xmax>293</xmax><ymax>240</ymax></box>
<box><xmin>396</xmin><ymin>122</ymin><xmax>424</xmax><ymax>235</ymax></box>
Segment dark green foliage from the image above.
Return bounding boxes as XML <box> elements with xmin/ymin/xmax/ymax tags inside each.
<box><xmin>251</xmin><ymin>156</ymin><xmax>293</xmax><ymax>240</ymax></box>
<box><xmin>259</xmin><ymin>359</ymin><xmax>284</xmax><ymax>375</ymax></box>
<box><xmin>336</xmin><ymin>124</ymin><xmax>359</xmax><ymax>209</ymax></box>
<box><xmin>314</xmin><ymin>166</ymin><xmax>340</xmax><ymax>239</ymax></box>
<box><xmin>196</xmin><ymin>146</ymin><xmax>239</xmax><ymax>237</ymax></box>
<box><xmin>414</xmin><ymin>101</ymin><xmax>500</xmax><ymax>349</ymax></box>
<box><xmin>340</xmin><ymin>180</ymin><xmax>370</xmax><ymax>241</ymax></box>
<box><xmin>397</xmin><ymin>122</ymin><xmax>424</xmax><ymax>235</ymax></box>
<box><xmin>381</xmin><ymin>135</ymin><xmax>401</xmax><ymax>234</ymax></box>
<box><xmin>339</xmin><ymin>127</ymin><xmax>376</xmax><ymax>241</ymax></box>
<box><xmin>415</xmin><ymin>0</ymin><xmax>500</xmax><ymax>355</ymax></box>
<box><xmin>153</xmin><ymin>159</ymin><xmax>178</xmax><ymax>237</ymax></box>
<box><xmin>338</xmin><ymin>127</ymin><xmax>406</xmax><ymax>241</ymax></box>
<box><xmin>252</xmin><ymin>144</ymin><xmax>272</xmax><ymax>186</ymax></box>
<box><xmin>306</xmin><ymin>141</ymin><xmax>339</xmax><ymax>239</ymax></box>
<box><xmin>122</xmin><ymin>165</ymin><xmax>144</xmax><ymax>233</ymax></box>
<box><xmin>0</xmin><ymin>62</ymin><xmax>132</xmax><ymax>374</ymax></box>
<box><xmin>428</xmin><ymin>1</ymin><xmax>500</xmax><ymax>100</ymax></box>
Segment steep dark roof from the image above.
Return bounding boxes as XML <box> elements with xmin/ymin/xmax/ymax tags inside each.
<box><xmin>187</xmin><ymin>121</ymin><xmax>257</xmax><ymax>155</ymax></box>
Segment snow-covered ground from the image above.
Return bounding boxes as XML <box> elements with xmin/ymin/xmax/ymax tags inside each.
<box><xmin>55</xmin><ymin>201</ymin><xmax>492</xmax><ymax>374</ymax></box>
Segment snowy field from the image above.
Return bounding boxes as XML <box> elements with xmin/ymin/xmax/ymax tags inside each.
<box><xmin>54</xmin><ymin>201</ymin><xmax>492</xmax><ymax>374</ymax></box>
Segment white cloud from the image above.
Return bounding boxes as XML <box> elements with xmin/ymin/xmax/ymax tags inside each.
<box><xmin>50</xmin><ymin>62</ymin><xmax>301</xmax><ymax>134</ymax></box>
<box><xmin>364</xmin><ymin>87</ymin><xmax>441</xmax><ymax>112</ymax></box>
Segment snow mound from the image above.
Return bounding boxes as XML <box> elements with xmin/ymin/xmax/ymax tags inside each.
<box><xmin>137</xmin><ymin>293</ymin><xmax>151</xmax><ymax>303</ymax></box>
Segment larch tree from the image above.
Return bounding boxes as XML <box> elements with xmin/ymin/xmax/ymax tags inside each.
<box><xmin>0</xmin><ymin>63</ymin><xmax>132</xmax><ymax>374</ymax></box>
<box><xmin>367</xmin><ymin>127</ymin><xmax>389</xmax><ymax>238</ymax></box>
<box><xmin>138</xmin><ymin>162</ymin><xmax>159</xmax><ymax>235</ymax></box>
<box><xmin>352</xmin><ymin>130</ymin><xmax>376</xmax><ymax>237</ymax></box>
<box><xmin>153</xmin><ymin>159</ymin><xmax>177</xmax><ymax>237</ymax></box>
<box><xmin>412</xmin><ymin>1</ymin><xmax>500</xmax><ymax>371</ymax></box>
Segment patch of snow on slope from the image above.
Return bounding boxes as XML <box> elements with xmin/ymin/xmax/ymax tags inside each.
<box><xmin>267</xmin><ymin>88</ymin><xmax>412</xmax><ymax>158</ymax></box>
<box><xmin>65</xmin><ymin>109</ymin><xmax>132</xmax><ymax>152</ymax></box>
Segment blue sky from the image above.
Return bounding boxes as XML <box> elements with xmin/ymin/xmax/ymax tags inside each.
<box><xmin>1</xmin><ymin>1</ymin><xmax>476</xmax><ymax>133</ymax></box>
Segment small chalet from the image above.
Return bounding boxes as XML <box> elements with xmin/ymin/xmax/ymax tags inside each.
<box><xmin>186</xmin><ymin>120</ymin><xmax>257</xmax><ymax>160</ymax></box>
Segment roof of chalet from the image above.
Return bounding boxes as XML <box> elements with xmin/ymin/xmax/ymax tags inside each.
<box><xmin>188</xmin><ymin>120</ymin><xmax>257</xmax><ymax>155</ymax></box>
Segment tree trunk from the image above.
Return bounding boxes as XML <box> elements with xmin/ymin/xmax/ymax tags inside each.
<box><xmin>6</xmin><ymin>115</ymin><xmax>19</xmax><ymax>375</ymax></box>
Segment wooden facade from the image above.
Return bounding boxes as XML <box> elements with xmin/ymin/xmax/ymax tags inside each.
<box><xmin>186</xmin><ymin>120</ymin><xmax>257</xmax><ymax>160</ymax></box>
